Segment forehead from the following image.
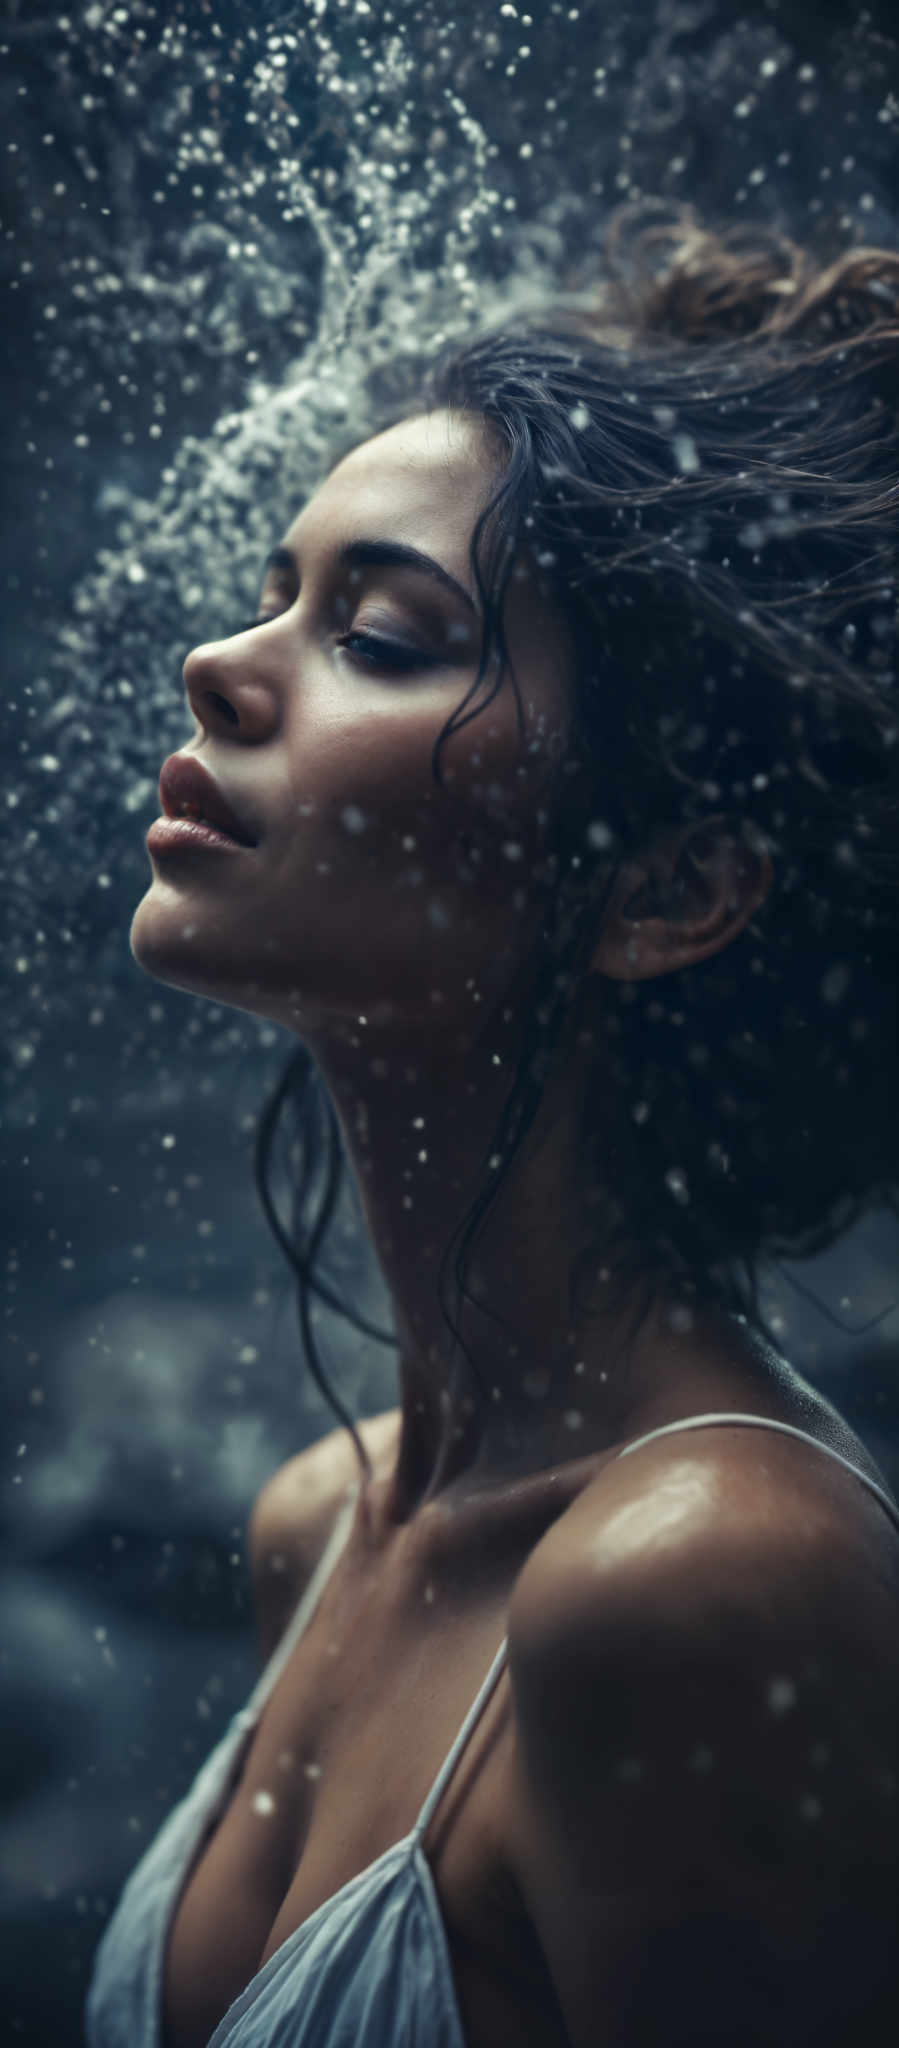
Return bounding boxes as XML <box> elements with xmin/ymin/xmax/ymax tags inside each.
<box><xmin>282</xmin><ymin>409</ymin><xmax>498</xmax><ymax>564</ymax></box>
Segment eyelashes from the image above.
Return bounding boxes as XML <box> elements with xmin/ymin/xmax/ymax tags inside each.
<box><xmin>232</xmin><ymin>617</ymin><xmax>436</xmax><ymax>675</ymax></box>
<box><xmin>335</xmin><ymin>631</ymin><xmax>435</xmax><ymax>674</ymax></box>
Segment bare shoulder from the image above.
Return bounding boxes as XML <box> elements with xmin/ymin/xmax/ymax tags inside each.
<box><xmin>510</xmin><ymin>1414</ymin><xmax>899</xmax><ymax>1641</ymax></box>
<box><xmin>505</xmin><ymin>1428</ymin><xmax>899</xmax><ymax>2047</ymax></box>
<box><xmin>248</xmin><ymin>1407</ymin><xmax>400</xmax><ymax>1660</ymax></box>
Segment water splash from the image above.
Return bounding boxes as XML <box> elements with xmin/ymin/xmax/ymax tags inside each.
<box><xmin>5</xmin><ymin>0</ymin><xmax>898</xmax><ymax>1083</ymax></box>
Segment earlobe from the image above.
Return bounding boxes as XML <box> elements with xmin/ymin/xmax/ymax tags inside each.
<box><xmin>589</xmin><ymin>817</ymin><xmax>773</xmax><ymax>984</ymax></box>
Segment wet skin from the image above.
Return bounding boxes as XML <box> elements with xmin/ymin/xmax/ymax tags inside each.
<box><xmin>133</xmin><ymin>411</ymin><xmax>899</xmax><ymax>2048</ymax></box>
<box><xmin>132</xmin><ymin>410</ymin><xmax>572</xmax><ymax>1035</ymax></box>
<box><xmin>132</xmin><ymin>407</ymin><xmax>773</xmax><ymax>1513</ymax></box>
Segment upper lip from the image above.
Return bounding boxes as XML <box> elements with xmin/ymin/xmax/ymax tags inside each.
<box><xmin>158</xmin><ymin>756</ymin><xmax>258</xmax><ymax>846</ymax></box>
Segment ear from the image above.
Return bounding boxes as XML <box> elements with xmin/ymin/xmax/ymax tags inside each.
<box><xmin>591</xmin><ymin>815</ymin><xmax>773</xmax><ymax>983</ymax></box>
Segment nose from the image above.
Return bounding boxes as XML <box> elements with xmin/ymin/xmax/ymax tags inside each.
<box><xmin>182</xmin><ymin>628</ymin><xmax>283</xmax><ymax>742</ymax></box>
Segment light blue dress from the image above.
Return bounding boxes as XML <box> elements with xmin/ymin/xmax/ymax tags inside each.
<box><xmin>86</xmin><ymin>1413</ymin><xmax>899</xmax><ymax>2048</ymax></box>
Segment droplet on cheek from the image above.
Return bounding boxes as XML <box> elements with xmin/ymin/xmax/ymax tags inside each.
<box><xmin>340</xmin><ymin>805</ymin><xmax>367</xmax><ymax>835</ymax></box>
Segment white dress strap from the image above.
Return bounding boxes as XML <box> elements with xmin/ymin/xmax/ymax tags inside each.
<box><xmin>412</xmin><ymin>1634</ymin><xmax>509</xmax><ymax>1844</ymax></box>
<box><xmin>411</xmin><ymin>1408</ymin><xmax>899</xmax><ymax>1847</ymax></box>
<box><xmin>240</xmin><ymin>1483</ymin><xmax>360</xmax><ymax>1729</ymax></box>
<box><xmin>615</xmin><ymin>1411</ymin><xmax>899</xmax><ymax>1531</ymax></box>
<box><xmin>255</xmin><ymin>1413</ymin><xmax>897</xmax><ymax>1848</ymax></box>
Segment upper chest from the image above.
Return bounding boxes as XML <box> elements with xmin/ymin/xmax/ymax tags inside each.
<box><xmin>161</xmin><ymin>1513</ymin><xmax>568</xmax><ymax>2048</ymax></box>
<box><xmin>160</xmin><ymin>1402</ymin><xmax>887</xmax><ymax>2048</ymax></box>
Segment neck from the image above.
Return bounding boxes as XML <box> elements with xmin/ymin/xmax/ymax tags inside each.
<box><xmin>298</xmin><ymin>990</ymin><xmax>719</xmax><ymax>1521</ymax></box>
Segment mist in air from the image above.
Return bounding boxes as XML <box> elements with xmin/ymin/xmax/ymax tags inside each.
<box><xmin>2</xmin><ymin>3</ymin><xmax>898</xmax><ymax>2040</ymax></box>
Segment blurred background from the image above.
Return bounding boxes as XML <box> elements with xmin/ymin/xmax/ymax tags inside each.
<box><xmin>2</xmin><ymin>1</ymin><xmax>898</xmax><ymax>2040</ymax></box>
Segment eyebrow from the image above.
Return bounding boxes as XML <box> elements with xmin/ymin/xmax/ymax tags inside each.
<box><xmin>262</xmin><ymin>539</ymin><xmax>476</xmax><ymax>616</ymax></box>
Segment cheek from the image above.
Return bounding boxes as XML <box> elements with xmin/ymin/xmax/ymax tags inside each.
<box><xmin>131</xmin><ymin>677</ymin><xmax>568</xmax><ymax>1029</ymax></box>
<box><xmin>280</xmin><ymin>682</ymin><xmax>562</xmax><ymax>889</ymax></box>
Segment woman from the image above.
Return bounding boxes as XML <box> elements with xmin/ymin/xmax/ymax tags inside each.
<box><xmin>87</xmin><ymin>212</ymin><xmax>899</xmax><ymax>2047</ymax></box>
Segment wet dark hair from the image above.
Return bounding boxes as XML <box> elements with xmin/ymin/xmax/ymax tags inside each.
<box><xmin>255</xmin><ymin>207</ymin><xmax>899</xmax><ymax>1480</ymax></box>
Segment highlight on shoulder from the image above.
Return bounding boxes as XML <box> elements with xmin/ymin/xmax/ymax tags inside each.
<box><xmin>503</xmin><ymin>1429</ymin><xmax>899</xmax><ymax>2048</ymax></box>
<box><xmin>509</xmin><ymin>1414</ymin><xmax>899</xmax><ymax>1644</ymax></box>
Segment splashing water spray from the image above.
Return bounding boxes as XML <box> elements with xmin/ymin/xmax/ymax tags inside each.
<box><xmin>5</xmin><ymin>0</ymin><xmax>896</xmax><ymax>1093</ymax></box>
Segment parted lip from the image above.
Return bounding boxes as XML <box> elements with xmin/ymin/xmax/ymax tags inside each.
<box><xmin>158</xmin><ymin>755</ymin><xmax>258</xmax><ymax>846</ymax></box>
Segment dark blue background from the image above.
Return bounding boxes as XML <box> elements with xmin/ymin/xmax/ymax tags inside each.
<box><xmin>3</xmin><ymin>3</ymin><xmax>898</xmax><ymax>2042</ymax></box>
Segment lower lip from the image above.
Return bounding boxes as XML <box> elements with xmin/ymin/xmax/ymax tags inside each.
<box><xmin>146</xmin><ymin>817</ymin><xmax>253</xmax><ymax>854</ymax></box>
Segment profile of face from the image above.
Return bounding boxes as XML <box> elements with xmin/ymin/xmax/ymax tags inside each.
<box><xmin>130</xmin><ymin>409</ymin><xmax>578</xmax><ymax>1049</ymax></box>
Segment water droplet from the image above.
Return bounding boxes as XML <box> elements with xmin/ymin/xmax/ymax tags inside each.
<box><xmin>522</xmin><ymin>1368</ymin><xmax>551</xmax><ymax>1399</ymax></box>
<box><xmin>672</xmin><ymin>433</ymin><xmax>700</xmax><ymax>475</ymax></box>
<box><xmin>614</xmin><ymin>1756</ymin><xmax>644</xmax><ymax>1783</ymax></box>
<box><xmin>820</xmin><ymin>962</ymin><xmax>850</xmax><ymax>1006</ymax></box>
<box><xmin>687</xmin><ymin>1742</ymin><xmax>715</xmax><ymax>1774</ymax></box>
<box><xmin>766</xmin><ymin>1675</ymin><xmax>797</xmax><ymax>1716</ymax></box>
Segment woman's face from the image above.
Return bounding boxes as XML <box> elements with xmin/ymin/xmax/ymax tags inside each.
<box><xmin>131</xmin><ymin>409</ymin><xmax>576</xmax><ymax>1043</ymax></box>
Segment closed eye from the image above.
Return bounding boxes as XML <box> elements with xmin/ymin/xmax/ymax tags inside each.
<box><xmin>231</xmin><ymin>618</ymin><xmax>438</xmax><ymax>673</ymax></box>
<box><xmin>336</xmin><ymin>631</ymin><xmax>436</xmax><ymax>674</ymax></box>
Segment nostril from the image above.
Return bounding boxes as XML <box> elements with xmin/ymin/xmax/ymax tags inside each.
<box><xmin>206</xmin><ymin>693</ymin><xmax>240</xmax><ymax>726</ymax></box>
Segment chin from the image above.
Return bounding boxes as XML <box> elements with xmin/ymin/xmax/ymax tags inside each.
<box><xmin>130</xmin><ymin>892</ymin><xmax>224</xmax><ymax>999</ymax></box>
<box><xmin>130</xmin><ymin>915</ymin><xmax>203</xmax><ymax>999</ymax></box>
<box><xmin>130</xmin><ymin>897</ymin><xmax>298</xmax><ymax>1029</ymax></box>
